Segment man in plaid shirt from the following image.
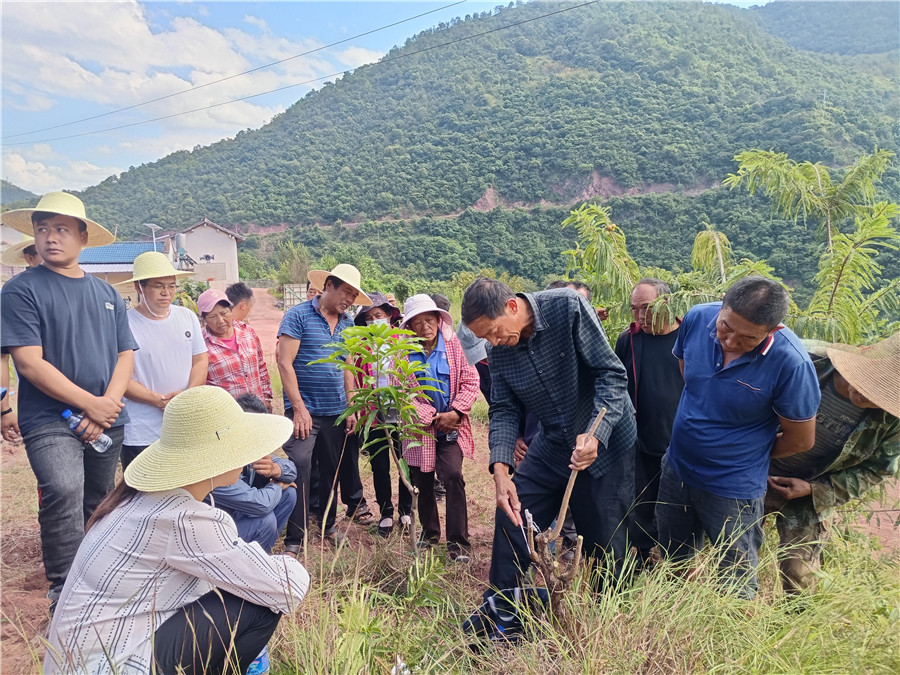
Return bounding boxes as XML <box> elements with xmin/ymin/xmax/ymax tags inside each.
<box><xmin>462</xmin><ymin>277</ymin><xmax>636</xmax><ymax>594</ymax></box>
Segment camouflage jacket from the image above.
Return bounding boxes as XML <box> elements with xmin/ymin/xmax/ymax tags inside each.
<box><xmin>778</xmin><ymin>341</ymin><xmax>900</xmax><ymax>529</ymax></box>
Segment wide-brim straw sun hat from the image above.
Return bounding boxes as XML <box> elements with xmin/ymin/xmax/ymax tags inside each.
<box><xmin>124</xmin><ymin>386</ymin><xmax>293</xmax><ymax>492</ymax></box>
<box><xmin>826</xmin><ymin>333</ymin><xmax>899</xmax><ymax>419</ymax></box>
<box><xmin>115</xmin><ymin>251</ymin><xmax>192</xmax><ymax>285</ymax></box>
<box><xmin>307</xmin><ymin>264</ymin><xmax>372</xmax><ymax>306</ymax></box>
<box><xmin>1</xmin><ymin>191</ymin><xmax>115</xmax><ymax>247</ymax></box>
<box><xmin>1</xmin><ymin>237</ymin><xmax>35</xmax><ymax>267</ymax></box>
<box><xmin>400</xmin><ymin>293</ymin><xmax>453</xmax><ymax>330</ymax></box>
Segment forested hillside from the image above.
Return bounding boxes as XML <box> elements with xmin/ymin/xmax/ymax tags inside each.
<box><xmin>751</xmin><ymin>1</ymin><xmax>899</xmax><ymax>55</ymax></box>
<box><xmin>3</xmin><ymin>2</ymin><xmax>896</xmax><ymax>301</ymax></box>
<box><xmin>68</xmin><ymin>1</ymin><xmax>896</xmax><ymax>233</ymax></box>
<box><xmin>0</xmin><ymin>180</ymin><xmax>38</xmax><ymax>206</ymax></box>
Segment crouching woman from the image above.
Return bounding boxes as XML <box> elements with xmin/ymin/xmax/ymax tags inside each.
<box><xmin>44</xmin><ymin>386</ymin><xmax>308</xmax><ymax>674</ymax></box>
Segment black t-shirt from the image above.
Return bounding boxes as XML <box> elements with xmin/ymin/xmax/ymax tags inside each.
<box><xmin>616</xmin><ymin>327</ymin><xmax>683</xmax><ymax>456</ymax></box>
<box><xmin>1</xmin><ymin>264</ymin><xmax>138</xmax><ymax>434</ymax></box>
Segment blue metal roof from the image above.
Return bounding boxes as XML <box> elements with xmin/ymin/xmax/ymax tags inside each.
<box><xmin>78</xmin><ymin>241</ymin><xmax>161</xmax><ymax>264</ymax></box>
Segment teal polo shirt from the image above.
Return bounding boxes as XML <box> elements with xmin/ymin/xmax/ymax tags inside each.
<box><xmin>667</xmin><ymin>302</ymin><xmax>820</xmax><ymax>499</ymax></box>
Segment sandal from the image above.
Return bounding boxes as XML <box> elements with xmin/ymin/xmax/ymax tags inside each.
<box><xmin>350</xmin><ymin>503</ymin><xmax>374</xmax><ymax>525</ymax></box>
<box><xmin>378</xmin><ymin>517</ymin><xmax>394</xmax><ymax>538</ymax></box>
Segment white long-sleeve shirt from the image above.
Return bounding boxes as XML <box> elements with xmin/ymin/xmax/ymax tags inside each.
<box><xmin>45</xmin><ymin>489</ymin><xmax>309</xmax><ymax>674</ymax></box>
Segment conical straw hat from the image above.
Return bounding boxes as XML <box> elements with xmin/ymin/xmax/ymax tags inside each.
<box><xmin>827</xmin><ymin>333</ymin><xmax>899</xmax><ymax>418</ymax></box>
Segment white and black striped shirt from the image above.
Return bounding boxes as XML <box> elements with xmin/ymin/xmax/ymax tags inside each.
<box><xmin>44</xmin><ymin>489</ymin><xmax>309</xmax><ymax>674</ymax></box>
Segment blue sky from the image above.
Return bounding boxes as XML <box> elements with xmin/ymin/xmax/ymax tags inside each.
<box><xmin>1</xmin><ymin>0</ymin><xmax>766</xmax><ymax>196</ymax></box>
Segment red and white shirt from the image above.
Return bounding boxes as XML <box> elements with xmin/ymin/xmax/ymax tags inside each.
<box><xmin>204</xmin><ymin>320</ymin><xmax>273</xmax><ymax>403</ymax></box>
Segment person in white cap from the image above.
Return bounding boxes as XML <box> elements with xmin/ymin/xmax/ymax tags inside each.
<box><xmin>276</xmin><ymin>263</ymin><xmax>371</xmax><ymax>552</ymax></box>
<box><xmin>767</xmin><ymin>333</ymin><xmax>900</xmax><ymax>593</ymax></box>
<box><xmin>0</xmin><ymin>192</ymin><xmax>137</xmax><ymax>613</ymax></box>
<box><xmin>1</xmin><ymin>236</ymin><xmax>43</xmax><ymax>445</ymax></box>
<box><xmin>116</xmin><ymin>251</ymin><xmax>208</xmax><ymax>469</ymax></box>
<box><xmin>198</xmin><ymin>288</ymin><xmax>273</xmax><ymax>410</ymax></box>
<box><xmin>43</xmin><ymin>386</ymin><xmax>309</xmax><ymax>675</ymax></box>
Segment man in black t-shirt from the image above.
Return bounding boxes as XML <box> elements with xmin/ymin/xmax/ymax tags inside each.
<box><xmin>1</xmin><ymin>192</ymin><xmax>137</xmax><ymax>612</ymax></box>
<box><xmin>615</xmin><ymin>278</ymin><xmax>684</xmax><ymax>566</ymax></box>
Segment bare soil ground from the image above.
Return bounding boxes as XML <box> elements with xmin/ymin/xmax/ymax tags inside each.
<box><xmin>2</xmin><ymin>290</ymin><xmax>897</xmax><ymax>671</ymax></box>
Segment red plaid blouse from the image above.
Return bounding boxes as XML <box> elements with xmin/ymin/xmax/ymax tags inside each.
<box><xmin>204</xmin><ymin>321</ymin><xmax>273</xmax><ymax>403</ymax></box>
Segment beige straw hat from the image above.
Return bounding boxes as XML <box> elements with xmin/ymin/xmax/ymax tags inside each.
<box><xmin>115</xmin><ymin>251</ymin><xmax>191</xmax><ymax>286</ymax></box>
<box><xmin>1</xmin><ymin>192</ymin><xmax>114</xmax><ymax>247</ymax></box>
<box><xmin>124</xmin><ymin>386</ymin><xmax>293</xmax><ymax>492</ymax></box>
<box><xmin>827</xmin><ymin>333</ymin><xmax>899</xmax><ymax>418</ymax></box>
<box><xmin>1</xmin><ymin>237</ymin><xmax>36</xmax><ymax>267</ymax></box>
<box><xmin>307</xmin><ymin>263</ymin><xmax>372</xmax><ymax>306</ymax></box>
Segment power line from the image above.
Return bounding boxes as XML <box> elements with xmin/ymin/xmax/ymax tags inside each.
<box><xmin>1</xmin><ymin>0</ymin><xmax>469</xmax><ymax>140</ymax></box>
<box><xmin>4</xmin><ymin>1</ymin><xmax>599</xmax><ymax>148</ymax></box>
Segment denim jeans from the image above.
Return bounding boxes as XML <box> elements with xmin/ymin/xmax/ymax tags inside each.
<box><xmin>655</xmin><ymin>455</ymin><xmax>764</xmax><ymax>598</ymax></box>
<box><xmin>23</xmin><ymin>420</ymin><xmax>123</xmax><ymax>599</ymax></box>
<box><xmin>487</xmin><ymin>447</ymin><xmax>634</xmax><ymax>597</ymax></box>
<box><xmin>231</xmin><ymin>486</ymin><xmax>297</xmax><ymax>553</ymax></box>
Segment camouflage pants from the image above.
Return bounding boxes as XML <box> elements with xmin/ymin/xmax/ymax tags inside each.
<box><xmin>766</xmin><ymin>493</ymin><xmax>828</xmax><ymax>593</ymax></box>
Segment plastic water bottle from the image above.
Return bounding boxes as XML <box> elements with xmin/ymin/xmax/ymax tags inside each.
<box><xmin>61</xmin><ymin>409</ymin><xmax>113</xmax><ymax>453</ymax></box>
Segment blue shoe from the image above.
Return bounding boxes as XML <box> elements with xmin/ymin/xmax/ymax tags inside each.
<box><xmin>246</xmin><ymin>646</ymin><xmax>269</xmax><ymax>675</ymax></box>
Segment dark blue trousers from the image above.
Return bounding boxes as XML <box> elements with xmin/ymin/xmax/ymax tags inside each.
<box><xmin>487</xmin><ymin>448</ymin><xmax>634</xmax><ymax>597</ymax></box>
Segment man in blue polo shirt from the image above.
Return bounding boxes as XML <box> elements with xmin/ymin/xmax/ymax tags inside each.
<box><xmin>656</xmin><ymin>276</ymin><xmax>820</xmax><ymax>597</ymax></box>
<box><xmin>276</xmin><ymin>264</ymin><xmax>371</xmax><ymax>553</ymax></box>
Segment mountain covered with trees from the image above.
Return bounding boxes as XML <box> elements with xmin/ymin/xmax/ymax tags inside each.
<box><xmin>4</xmin><ymin>1</ymin><xmax>897</xmax><ymax>302</ymax></box>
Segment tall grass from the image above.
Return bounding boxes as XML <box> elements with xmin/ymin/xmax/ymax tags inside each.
<box><xmin>271</xmin><ymin>526</ymin><xmax>899</xmax><ymax>674</ymax></box>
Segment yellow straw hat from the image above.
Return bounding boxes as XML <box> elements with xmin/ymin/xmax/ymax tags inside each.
<box><xmin>827</xmin><ymin>333</ymin><xmax>899</xmax><ymax>418</ymax></box>
<box><xmin>124</xmin><ymin>386</ymin><xmax>293</xmax><ymax>492</ymax></box>
<box><xmin>307</xmin><ymin>263</ymin><xmax>372</xmax><ymax>306</ymax></box>
<box><xmin>1</xmin><ymin>191</ymin><xmax>114</xmax><ymax>248</ymax></box>
<box><xmin>1</xmin><ymin>236</ymin><xmax>36</xmax><ymax>267</ymax></box>
<box><xmin>115</xmin><ymin>251</ymin><xmax>192</xmax><ymax>286</ymax></box>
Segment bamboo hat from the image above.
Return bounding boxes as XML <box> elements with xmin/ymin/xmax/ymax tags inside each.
<box><xmin>307</xmin><ymin>264</ymin><xmax>372</xmax><ymax>306</ymax></box>
<box><xmin>1</xmin><ymin>192</ymin><xmax>115</xmax><ymax>247</ymax></box>
<box><xmin>1</xmin><ymin>237</ymin><xmax>36</xmax><ymax>267</ymax></box>
<box><xmin>124</xmin><ymin>386</ymin><xmax>293</xmax><ymax>492</ymax></box>
<box><xmin>827</xmin><ymin>333</ymin><xmax>899</xmax><ymax>418</ymax></box>
<box><xmin>115</xmin><ymin>251</ymin><xmax>191</xmax><ymax>285</ymax></box>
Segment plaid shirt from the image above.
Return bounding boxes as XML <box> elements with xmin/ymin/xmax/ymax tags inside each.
<box><xmin>403</xmin><ymin>327</ymin><xmax>481</xmax><ymax>472</ymax></box>
<box><xmin>204</xmin><ymin>321</ymin><xmax>273</xmax><ymax>402</ymax></box>
<box><xmin>776</xmin><ymin>342</ymin><xmax>899</xmax><ymax>529</ymax></box>
<box><xmin>487</xmin><ymin>289</ymin><xmax>636</xmax><ymax>480</ymax></box>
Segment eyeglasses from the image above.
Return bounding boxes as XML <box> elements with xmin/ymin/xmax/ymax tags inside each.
<box><xmin>145</xmin><ymin>283</ymin><xmax>178</xmax><ymax>292</ymax></box>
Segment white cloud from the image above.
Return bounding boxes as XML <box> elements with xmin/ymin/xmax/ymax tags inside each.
<box><xmin>244</xmin><ymin>15</ymin><xmax>268</xmax><ymax>32</ymax></box>
<box><xmin>0</xmin><ymin>0</ymin><xmax>388</xmax><ymax>193</ymax></box>
<box><xmin>2</xmin><ymin>150</ymin><xmax>122</xmax><ymax>194</ymax></box>
<box><xmin>333</xmin><ymin>46</ymin><xmax>384</xmax><ymax>69</ymax></box>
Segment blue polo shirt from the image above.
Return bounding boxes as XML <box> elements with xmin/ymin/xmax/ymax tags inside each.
<box><xmin>667</xmin><ymin>302</ymin><xmax>820</xmax><ymax>499</ymax></box>
<box><xmin>277</xmin><ymin>295</ymin><xmax>354</xmax><ymax>416</ymax></box>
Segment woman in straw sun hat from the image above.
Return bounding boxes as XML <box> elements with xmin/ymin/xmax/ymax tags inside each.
<box><xmin>44</xmin><ymin>386</ymin><xmax>308</xmax><ymax>675</ymax></box>
<box><xmin>116</xmin><ymin>251</ymin><xmax>209</xmax><ymax>470</ymax></box>
<box><xmin>767</xmin><ymin>333</ymin><xmax>899</xmax><ymax>593</ymax></box>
